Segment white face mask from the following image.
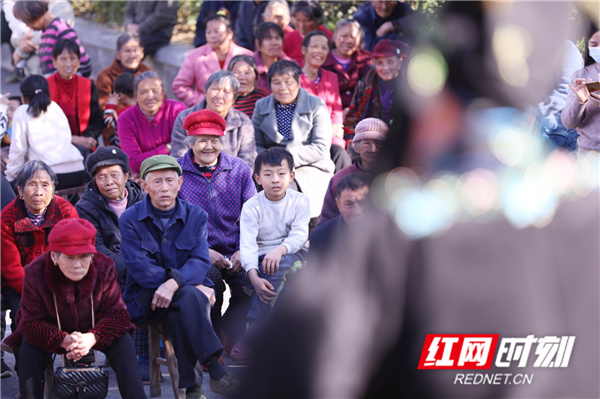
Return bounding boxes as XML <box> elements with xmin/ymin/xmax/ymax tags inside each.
<box><xmin>589</xmin><ymin>46</ymin><xmax>600</xmax><ymax>63</ymax></box>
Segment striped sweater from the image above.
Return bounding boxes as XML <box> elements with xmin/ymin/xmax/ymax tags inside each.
<box><xmin>39</xmin><ymin>17</ymin><xmax>92</xmax><ymax>77</ymax></box>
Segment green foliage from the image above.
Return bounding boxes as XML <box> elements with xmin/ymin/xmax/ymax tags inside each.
<box><xmin>71</xmin><ymin>1</ymin><xmax>126</xmax><ymax>28</ymax></box>
<box><xmin>177</xmin><ymin>0</ymin><xmax>202</xmax><ymax>31</ymax></box>
<box><xmin>409</xmin><ymin>0</ymin><xmax>444</xmax><ymax>16</ymax></box>
<box><xmin>72</xmin><ymin>0</ymin><xmax>445</xmax><ymax>39</ymax></box>
<box><xmin>321</xmin><ymin>1</ymin><xmax>361</xmax><ymax>31</ymax></box>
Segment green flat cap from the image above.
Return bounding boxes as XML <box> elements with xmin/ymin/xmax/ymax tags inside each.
<box><xmin>140</xmin><ymin>155</ymin><xmax>182</xmax><ymax>179</ymax></box>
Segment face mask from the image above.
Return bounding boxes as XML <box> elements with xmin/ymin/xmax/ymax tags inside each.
<box><xmin>589</xmin><ymin>46</ymin><xmax>600</xmax><ymax>63</ymax></box>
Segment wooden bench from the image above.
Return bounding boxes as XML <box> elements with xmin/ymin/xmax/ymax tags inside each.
<box><xmin>55</xmin><ymin>184</ymin><xmax>87</xmax><ymax>203</ymax></box>
<box><xmin>144</xmin><ymin>321</ymin><xmax>185</xmax><ymax>399</ymax></box>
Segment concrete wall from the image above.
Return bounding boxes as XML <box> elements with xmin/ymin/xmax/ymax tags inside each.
<box><xmin>0</xmin><ymin>17</ymin><xmax>193</xmax><ymax>100</ymax></box>
<box><xmin>75</xmin><ymin>17</ymin><xmax>193</xmax><ymax>100</ymax></box>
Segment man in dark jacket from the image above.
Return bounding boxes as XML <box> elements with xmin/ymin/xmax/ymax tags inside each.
<box><xmin>76</xmin><ymin>146</ymin><xmax>144</xmax><ymax>288</ymax></box>
<box><xmin>124</xmin><ymin>0</ymin><xmax>179</xmax><ymax>56</ymax></box>
<box><xmin>310</xmin><ymin>172</ymin><xmax>370</xmax><ymax>260</ymax></box>
<box><xmin>353</xmin><ymin>1</ymin><xmax>417</xmax><ymax>51</ymax></box>
<box><xmin>119</xmin><ymin>155</ymin><xmax>239</xmax><ymax>397</ymax></box>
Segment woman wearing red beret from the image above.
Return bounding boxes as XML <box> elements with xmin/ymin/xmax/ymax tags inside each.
<box><xmin>343</xmin><ymin>39</ymin><xmax>409</xmax><ymax>145</ymax></box>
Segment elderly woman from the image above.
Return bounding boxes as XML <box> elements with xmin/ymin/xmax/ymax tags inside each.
<box><xmin>253</xmin><ymin>60</ymin><xmax>334</xmax><ymax>219</ymax></box>
<box><xmin>75</xmin><ymin>146</ymin><xmax>144</xmax><ymax>287</ymax></box>
<box><xmin>12</xmin><ymin>218</ymin><xmax>145</xmax><ymax>398</ymax></box>
<box><xmin>96</xmin><ymin>32</ymin><xmax>152</xmax><ymax>110</ymax></box>
<box><xmin>343</xmin><ymin>39</ymin><xmax>409</xmax><ymax>144</ymax></box>
<box><xmin>118</xmin><ymin>71</ymin><xmax>186</xmax><ymax>177</ymax></box>
<box><xmin>5</xmin><ymin>75</ymin><xmax>86</xmax><ymax>189</ymax></box>
<box><xmin>1</xmin><ymin>161</ymin><xmax>77</xmax><ymax>354</ymax></box>
<box><xmin>74</xmin><ymin>146</ymin><xmax>149</xmax><ymax>380</ymax></box>
<box><xmin>228</xmin><ymin>55</ymin><xmax>270</xmax><ymax>118</ymax></box>
<box><xmin>300</xmin><ymin>30</ymin><xmax>350</xmax><ymax>171</ymax></box>
<box><xmin>177</xmin><ymin>109</ymin><xmax>256</xmax><ymax>356</ymax></box>
<box><xmin>48</xmin><ymin>39</ymin><xmax>103</xmax><ymax>158</ymax></box>
<box><xmin>263</xmin><ymin>0</ymin><xmax>295</xmax><ymax>53</ymax></box>
<box><xmin>172</xmin><ymin>15</ymin><xmax>253</xmax><ymax>108</ymax></box>
<box><xmin>322</xmin><ymin>19</ymin><xmax>373</xmax><ymax>109</ymax></box>
<box><xmin>284</xmin><ymin>1</ymin><xmax>333</xmax><ymax>64</ymax></box>
<box><xmin>253</xmin><ymin>22</ymin><xmax>296</xmax><ymax>93</ymax></box>
<box><xmin>171</xmin><ymin>70</ymin><xmax>257</xmax><ymax>170</ymax></box>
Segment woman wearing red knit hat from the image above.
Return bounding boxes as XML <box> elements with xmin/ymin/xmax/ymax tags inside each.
<box><xmin>8</xmin><ymin>218</ymin><xmax>146</xmax><ymax>398</ymax></box>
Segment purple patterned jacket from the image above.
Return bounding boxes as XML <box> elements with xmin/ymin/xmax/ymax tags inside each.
<box><xmin>178</xmin><ymin>150</ymin><xmax>257</xmax><ymax>257</ymax></box>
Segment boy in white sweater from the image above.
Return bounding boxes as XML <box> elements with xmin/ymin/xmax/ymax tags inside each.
<box><xmin>240</xmin><ymin>147</ymin><xmax>310</xmax><ymax>322</ymax></box>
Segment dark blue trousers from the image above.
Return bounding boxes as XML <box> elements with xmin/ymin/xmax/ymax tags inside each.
<box><xmin>149</xmin><ymin>285</ymin><xmax>224</xmax><ymax>389</ymax></box>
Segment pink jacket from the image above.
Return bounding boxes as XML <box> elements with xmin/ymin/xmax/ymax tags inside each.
<box><xmin>300</xmin><ymin>69</ymin><xmax>343</xmax><ymax>126</ymax></box>
<box><xmin>172</xmin><ymin>42</ymin><xmax>253</xmax><ymax>107</ymax></box>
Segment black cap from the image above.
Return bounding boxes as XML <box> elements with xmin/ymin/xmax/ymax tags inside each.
<box><xmin>85</xmin><ymin>146</ymin><xmax>130</xmax><ymax>177</ymax></box>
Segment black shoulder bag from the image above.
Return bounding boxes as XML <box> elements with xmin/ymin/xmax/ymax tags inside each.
<box><xmin>53</xmin><ymin>293</ymin><xmax>109</xmax><ymax>399</ymax></box>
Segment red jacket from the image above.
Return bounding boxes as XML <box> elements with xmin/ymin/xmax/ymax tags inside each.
<box><xmin>1</xmin><ymin>196</ymin><xmax>78</xmax><ymax>294</ymax></box>
<box><xmin>300</xmin><ymin>68</ymin><xmax>343</xmax><ymax>126</ymax></box>
<box><xmin>17</xmin><ymin>251</ymin><xmax>132</xmax><ymax>353</ymax></box>
<box><xmin>321</xmin><ymin>48</ymin><xmax>373</xmax><ymax>109</ymax></box>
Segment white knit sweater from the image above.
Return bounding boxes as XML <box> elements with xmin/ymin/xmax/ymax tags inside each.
<box><xmin>240</xmin><ymin>190</ymin><xmax>310</xmax><ymax>272</ymax></box>
<box><xmin>5</xmin><ymin>101</ymin><xmax>84</xmax><ymax>181</ymax></box>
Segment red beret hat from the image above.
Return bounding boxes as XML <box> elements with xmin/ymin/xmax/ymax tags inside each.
<box><xmin>48</xmin><ymin>218</ymin><xmax>97</xmax><ymax>255</ymax></box>
<box><xmin>183</xmin><ymin>109</ymin><xmax>227</xmax><ymax>137</ymax></box>
<box><xmin>372</xmin><ymin>39</ymin><xmax>409</xmax><ymax>59</ymax></box>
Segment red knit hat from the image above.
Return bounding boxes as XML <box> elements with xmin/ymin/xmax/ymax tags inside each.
<box><xmin>48</xmin><ymin>218</ymin><xmax>97</xmax><ymax>255</ymax></box>
<box><xmin>372</xmin><ymin>39</ymin><xmax>409</xmax><ymax>59</ymax></box>
<box><xmin>183</xmin><ymin>109</ymin><xmax>226</xmax><ymax>137</ymax></box>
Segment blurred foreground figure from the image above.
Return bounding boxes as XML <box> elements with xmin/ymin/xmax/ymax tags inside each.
<box><xmin>242</xmin><ymin>2</ymin><xmax>600</xmax><ymax>398</ymax></box>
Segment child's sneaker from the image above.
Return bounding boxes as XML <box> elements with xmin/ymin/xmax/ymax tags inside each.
<box><xmin>210</xmin><ymin>371</ymin><xmax>240</xmax><ymax>396</ymax></box>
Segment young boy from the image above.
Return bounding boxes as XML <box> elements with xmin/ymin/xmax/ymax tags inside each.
<box><xmin>103</xmin><ymin>72</ymin><xmax>136</xmax><ymax>147</ymax></box>
<box><xmin>240</xmin><ymin>148</ymin><xmax>310</xmax><ymax>322</ymax></box>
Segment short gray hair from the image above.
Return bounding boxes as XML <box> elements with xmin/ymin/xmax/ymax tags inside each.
<box><xmin>15</xmin><ymin>160</ymin><xmax>57</xmax><ymax>191</ymax></box>
<box><xmin>116</xmin><ymin>32</ymin><xmax>142</xmax><ymax>51</ymax></box>
<box><xmin>334</xmin><ymin>19</ymin><xmax>364</xmax><ymax>49</ymax></box>
<box><xmin>134</xmin><ymin>71</ymin><xmax>163</xmax><ymax>94</ymax></box>
<box><xmin>204</xmin><ymin>70</ymin><xmax>239</xmax><ymax>101</ymax></box>
<box><xmin>264</xmin><ymin>0</ymin><xmax>290</xmax><ymax>19</ymax></box>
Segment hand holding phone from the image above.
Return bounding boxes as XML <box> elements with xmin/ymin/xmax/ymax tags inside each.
<box><xmin>585</xmin><ymin>81</ymin><xmax>600</xmax><ymax>93</ymax></box>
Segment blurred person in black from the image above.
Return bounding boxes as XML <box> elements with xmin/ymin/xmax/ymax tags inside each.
<box><xmin>240</xmin><ymin>2</ymin><xmax>600</xmax><ymax>398</ymax></box>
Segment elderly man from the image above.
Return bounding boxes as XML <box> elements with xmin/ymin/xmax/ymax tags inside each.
<box><xmin>319</xmin><ymin>118</ymin><xmax>388</xmax><ymax>224</ymax></box>
<box><xmin>119</xmin><ymin>155</ymin><xmax>239</xmax><ymax>398</ymax></box>
<box><xmin>177</xmin><ymin>109</ymin><xmax>256</xmax><ymax>356</ymax></box>
<box><xmin>310</xmin><ymin>173</ymin><xmax>370</xmax><ymax>260</ymax></box>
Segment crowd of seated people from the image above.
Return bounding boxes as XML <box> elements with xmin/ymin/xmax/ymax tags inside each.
<box><xmin>2</xmin><ymin>1</ymin><xmax>595</xmax><ymax>397</ymax></box>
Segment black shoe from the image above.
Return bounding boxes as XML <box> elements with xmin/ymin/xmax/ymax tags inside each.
<box><xmin>1</xmin><ymin>359</ymin><xmax>12</xmax><ymax>378</ymax></box>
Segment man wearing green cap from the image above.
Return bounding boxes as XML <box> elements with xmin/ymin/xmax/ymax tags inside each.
<box><xmin>119</xmin><ymin>155</ymin><xmax>240</xmax><ymax>398</ymax></box>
